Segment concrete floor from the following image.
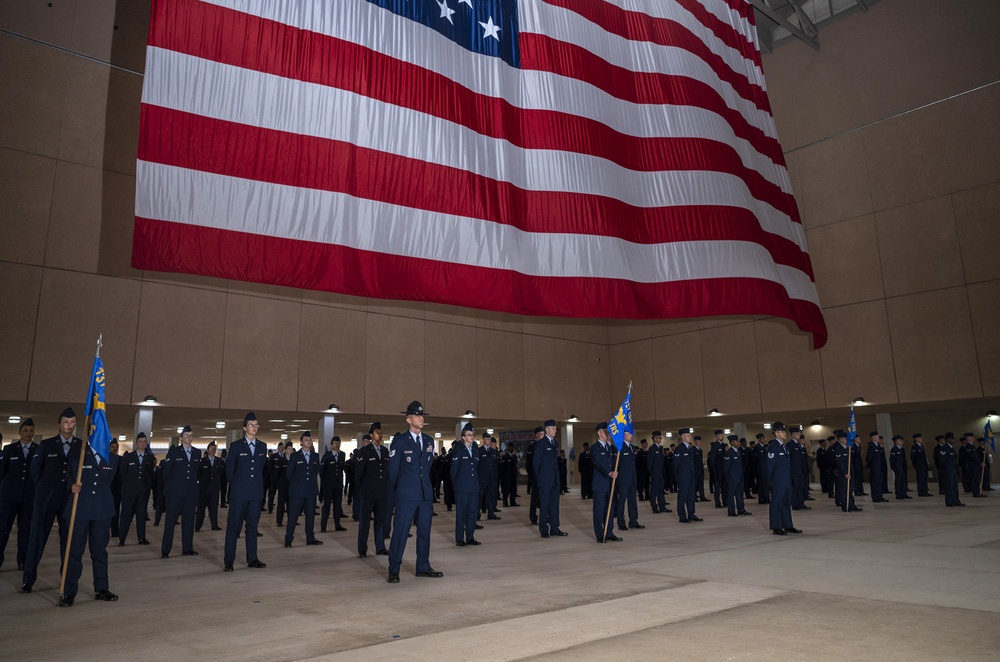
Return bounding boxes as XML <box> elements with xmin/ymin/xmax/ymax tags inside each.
<box><xmin>2</xmin><ymin>487</ymin><xmax>998</xmax><ymax>661</ymax></box>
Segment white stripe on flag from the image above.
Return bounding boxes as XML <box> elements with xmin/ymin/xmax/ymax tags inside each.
<box><xmin>136</xmin><ymin>160</ymin><xmax>820</xmax><ymax>307</ymax></box>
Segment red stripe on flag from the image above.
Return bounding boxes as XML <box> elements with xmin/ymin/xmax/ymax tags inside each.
<box><xmin>147</xmin><ymin>0</ymin><xmax>788</xmax><ymax>174</ymax></box>
<box><xmin>542</xmin><ymin>0</ymin><xmax>769</xmax><ymax>112</ymax></box>
<box><xmin>132</xmin><ymin>216</ymin><xmax>827</xmax><ymax>348</ymax></box>
<box><xmin>670</xmin><ymin>0</ymin><xmax>762</xmax><ymax>68</ymax></box>
<box><xmin>139</xmin><ymin>104</ymin><xmax>814</xmax><ymax>278</ymax></box>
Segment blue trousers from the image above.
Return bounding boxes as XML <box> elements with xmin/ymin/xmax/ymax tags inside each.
<box><xmin>455</xmin><ymin>490</ymin><xmax>478</xmax><ymax>542</ymax></box>
<box><xmin>649</xmin><ymin>475</ymin><xmax>666</xmax><ymax>512</ymax></box>
<box><xmin>357</xmin><ymin>495</ymin><xmax>386</xmax><ymax>555</ymax></box>
<box><xmin>592</xmin><ymin>490</ymin><xmax>615</xmax><ymax>541</ymax></box>
<box><xmin>676</xmin><ymin>479</ymin><xmax>696</xmax><ymax>521</ymax></box>
<box><xmin>537</xmin><ymin>485</ymin><xmax>560</xmax><ymax>535</ymax></box>
<box><xmin>0</xmin><ymin>497</ymin><xmax>32</xmax><ymax>568</ymax></box>
<box><xmin>726</xmin><ymin>478</ymin><xmax>745</xmax><ymax>515</ymax></box>
<box><xmin>22</xmin><ymin>506</ymin><xmax>68</xmax><ymax>586</ymax></box>
<box><xmin>615</xmin><ymin>481</ymin><xmax>639</xmax><ymax>526</ymax></box>
<box><xmin>162</xmin><ymin>494</ymin><xmax>196</xmax><ymax>555</ymax></box>
<box><xmin>119</xmin><ymin>492</ymin><xmax>147</xmax><ymax>543</ymax></box>
<box><xmin>224</xmin><ymin>498</ymin><xmax>261</xmax><ymax>565</ymax></box>
<box><xmin>388</xmin><ymin>498</ymin><xmax>432</xmax><ymax>574</ymax></box>
<box><xmin>768</xmin><ymin>485</ymin><xmax>793</xmax><ymax>530</ymax></box>
<box><xmin>63</xmin><ymin>517</ymin><xmax>110</xmax><ymax>597</ymax></box>
<box><xmin>285</xmin><ymin>495</ymin><xmax>317</xmax><ymax>543</ymax></box>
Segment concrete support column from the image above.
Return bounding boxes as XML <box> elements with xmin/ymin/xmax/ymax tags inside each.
<box><xmin>134</xmin><ymin>406</ymin><xmax>153</xmax><ymax>447</ymax></box>
<box><xmin>318</xmin><ymin>414</ymin><xmax>336</xmax><ymax>454</ymax></box>
<box><xmin>561</xmin><ymin>423</ymin><xmax>575</xmax><ymax>485</ymax></box>
<box><xmin>876</xmin><ymin>412</ymin><xmax>897</xmax><ymax>490</ymax></box>
<box><xmin>733</xmin><ymin>422</ymin><xmax>748</xmax><ymax>440</ymax></box>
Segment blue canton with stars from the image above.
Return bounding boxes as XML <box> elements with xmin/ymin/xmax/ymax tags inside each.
<box><xmin>367</xmin><ymin>0</ymin><xmax>521</xmax><ymax>67</ymax></box>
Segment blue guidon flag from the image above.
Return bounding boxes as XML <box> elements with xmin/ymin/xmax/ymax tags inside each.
<box><xmin>608</xmin><ymin>391</ymin><xmax>633</xmax><ymax>451</ymax></box>
<box><xmin>133</xmin><ymin>0</ymin><xmax>827</xmax><ymax>347</ymax></box>
<box><xmin>846</xmin><ymin>405</ymin><xmax>857</xmax><ymax>448</ymax></box>
<box><xmin>84</xmin><ymin>355</ymin><xmax>113</xmax><ymax>463</ymax></box>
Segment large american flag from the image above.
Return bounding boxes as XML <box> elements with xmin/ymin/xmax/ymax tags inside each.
<box><xmin>133</xmin><ymin>0</ymin><xmax>827</xmax><ymax>347</ymax></box>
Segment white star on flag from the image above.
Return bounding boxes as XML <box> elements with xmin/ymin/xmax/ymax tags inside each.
<box><xmin>479</xmin><ymin>16</ymin><xmax>501</xmax><ymax>40</ymax></box>
<box><xmin>437</xmin><ymin>0</ymin><xmax>456</xmax><ymax>24</ymax></box>
<box><xmin>458</xmin><ymin>0</ymin><xmax>473</xmax><ymax>7</ymax></box>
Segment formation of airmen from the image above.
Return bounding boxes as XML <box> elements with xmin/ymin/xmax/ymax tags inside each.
<box><xmin>0</xmin><ymin>405</ymin><xmax>993</xmax><ymax>605</ymax></box>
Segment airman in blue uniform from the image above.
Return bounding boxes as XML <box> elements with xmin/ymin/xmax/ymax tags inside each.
<box><xmin>866</xmin><ymin>432</ymin><xmax>888</xmax><ymax>502</ymax></box>
<box><xmin>60</xmin><ymin>441</ymin><xmax>118</xmax><ymax>607</ymax></box>
<box><xmin>672</xmin><ymin>428</ymin><xmax>701</xmax><ymax>523</ymax></box>
<box><xmin>615</xmin><ymin>432</ymin><xmax>644</xmax><ymax>530</ymax></box>
<box><xmin>285</xmin><ymin>431</ymin><xmax>322</xmax><ymax>547</ymax></box>
<box><xmin>479</xmin><ymin>433</ymin><xmax>501</xmax><ymax>520</ymax></box>
<box><xmin>910</xmin><ymin>434</ymin><xmax>931</xmax><ymax>496</ymax></box>
<box><xmin>591</xmin><ymin>422</ymin><xmax>622</xmax><ymax>542</ymax></box>
<box><xmin>766</xmin><ymin>422</ymin><xmax>801</xmax><ymax>535</ymax></box>
<box><xmin>20</xmin><ymin>407</ymin><xmax>79</xmax><ymax>594</ymax></box>
<box><xmin>161</xmin><ymin>425</ymin><xmax>201</xmax><ymax>558</ymax></box>
<box><xmin>118</xmin><ymin>432</ymin><xmax>155</xmax><ymax>545</ymax></box>
<box><xmin>890</xmin><ymin>435</ymin><xmax>911</xmax><ymax>499</ymax></box>
<box><xmin>196</xmin><ymin>441</ymin><xmax>225</xmax><ymax>531</ymax></box>
<box><xmin>831</xmin><ymin>430</ymin><xmax>861</xmax><ymax>512</ymax></box>
<box><xmin>320</xmin><ymin>436</ymin><xmax>347</xmax><ymax>532</ymax></box>
<box><xmin>356</xmin><ymin>424</ymin><xmax>390</xmax><ymax>557</ymax></box>
<box><xmin>532</xmin><ymin>419</ymin><xmax>566</xmax><ymax>538</ymax></box>
<box><xmin>451</xmin><ymin>423</ymin><xmax>482</xmax><ymax>546</ymax></box>
<box><xmin>386</xmin><ymin>401</ymin><xmax>442</xmax><ymax>583</ymax></box>
<box><xmin>646</xmin><ymin>431</ymin><xmax>669</xmax><ymax>514</ymax></box>
<box><xmin>0</xmin><ymin>418</ymin><xmax>37</xmax><ymax>571</ymax></box>
<box><xmin>526</xmin><ymin>427</ymin><xmax>543</xmax><ymax>525</ymax></box>
<box><xmin>223</xmin><ymin>412</ymin><xmax>268</xmax><ymax>572</ymax></box>
<box><xmin>724</xmin><ymin>435</ymin><xmax>750</xmax><ymax>516</ymax></box>
<box><xmin>940</xmin><ymin>435</ymin><xmax>963</xmax><ymax>507</ymax></box>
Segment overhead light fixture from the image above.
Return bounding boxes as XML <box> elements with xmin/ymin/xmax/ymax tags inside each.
<box><xmin>723</xmin><ymin>428</ymin><xmax>731</xmax><ymax>435</ymax></box>
<box><xmin>339</xmin><ymin>421</ymin><xmax>354</xmax><ymax>425</ymax></box>
<box><xmin>215</xmin><ymin>422</ymin><xmax>226</xmax><ymax>429</ymax></box>
<box><xmin>763</xmin><ymin>423</ymin><xmax>772</xmax><ymax>430</ymax></box>
<box><xmin>810</xmin><ymin>420</ymin><xmax>821</xmax><ymax>427</ymax></box>
<box><xmin>434</xmin><ymin>432</ymin><xmax>442</xmax><ymax>438</ymax></box>
<box><xmin>280</xmin><ymin>433</ymin><xmax>288</xmax><ymax>440</ymax></box>
<box><xmin>568</xmin><ymin>415</ymin><xmax>580</xmax><ymax>422</ymax></box>
<box><xmin>988</xmin><ymin>410</ymin><xmax>997</xmax><ymax>419</ymax></box>
<box><xmin>143</xmin><ymin>395</ymin><xmax>157</xmax><ymax>403</ymax></box>
<box><xmin>463</xmin><ymin>410</ymin><xmax>476</xmax><ymax>418</ymax></box>
<box><xmin>8</xmin><ymin>416</ymin><xmax>20</xmax><ymax>424</ymax></box>
<box><xmin>327</xmin><ymin>404</ymin><xmax>340</xmax><ymax>412</ymax></box>
<box><xmin>118</xmin><ymin>434</ymin><xmax>127</xmax><ymax>441</ymax></box>
<box><xmin>268</xmin><ymin>419</ymin><xmax>285</xmax><ymax>423</ymax></box>
<box><xmin>708</xmin><ymin>409</ymin><xmax>722</xmax><ymax>416</ymax></box>
<box><xmin>176</xmin><ymin>427</ymin><xmax>184</xmax><ymax>434</ymax></box>
<box><xmin>293</xmin><ymin>419</ymin><xmax>309</xmax><ymax>423</ymax></box>
<box><xmin>852</xmin><ymin>396</ymin><xmax>866</xmax><ymax>405</ymax></box>
<box><xmin>486</xmin><ymin>428</ymin><xmax>494</xmax><ymax>435</ymax></box>
<box><xmin>665</xmin><ymin>432</ymin><xmax>673</xmax><ymax>438</ymax></box>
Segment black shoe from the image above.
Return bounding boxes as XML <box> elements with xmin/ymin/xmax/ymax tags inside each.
<box><xmin>195</xmin><ymin>528</ymin><xmax>201</xmax><ymax>533</ymax></box>
<box><xmin>541</xmin><ymin>532</ymin><xmax>550</xmax><ymax>538</ymax></box>
<box><xmin>679</xmin><ymin>519</ymin><xmax>690</xmax><ymax>523</ymax></box>
<box><xmin>247</xmin><ymin>559</ymin><xmax>267</xmax><ymax>568</ymax></box>
<box><xmin>138</xmin><ymin>538</ymin><xmax>150</xmax><ymax>545</ymax></box>
<box><xmin>529</xmin><ymin>520</ymin><xmax>538</xmax><ymax>525</ymax></box>
<box><xmin>307</xmin><ymin>539</ymin><xmax>324</xmax><ymax>545</ymax></box>
<box><xmin>320</xmin><ymin>528</ymin><xmax>326</xmax><ymax>533</ymax></box>
<box><xmin>416</xmin><ymin>568</ymin><xmax>443</xmax><ymax>578</ymax></box>
<box><xmin>553</xmin><ymin>531</ymin><xmax>568</xmax><ymax>536</ymax></box>
<box><xmin>161</xmin><ymin>553</ymin><xmax>169</xmax><ymax>559</ymax></box>
<box><xmin>59</xmin><ymin>595</ymin><xmax>75</xmax><ymax>608</ymax></box>
<box><xmin>664</xmin><ymin>508</ymin><xmax>672</xmax><ymax>512</ymax></box>
<box><xmin>456</xmin><ymin>541</ymin><xmax>467</xmax><ymax>547</ymax></box>
<box><xmin>848</xmin><ymin>507</ymin><xmax>862</xmax><ymax>511</ymax></box>
<box><xmin>739</xmin><ymin>510</ymin><xmax>752</xmax><ymax>516</ymax></box>
<box><xmin>335</xmin><ymin>526</ymin><xmax>348</xmax><ymax>531</ymax></box>
<box><xmin>284</xmin><ymin>541</ymin><xmax>292</xmax><ymax>548</ymax></box>
<box><xmin>358</xmin><ymin>552</ymin><xmax>367</xmax><ymax>558</ymax></box>
<box><xmin>95</xmin><ymin>589</ymin><xmax>118</xmax><ymax>601</ymax></box>
<box><xmin>728</xmin><ymin>513</ymin><xmax>738</xmax><ymax>517</ymax></box>
<box><xmin>376</xmin><ymin>549</ymin><xmax>388</xmax><ymax>555</ymax></box>
<box><xmin>801</xmin><ymin>506</ymin><xmax>812</xmax><ymax>510</ymax></box>
<box><xmin>18</xmin><ymin>583</ymin><xmax>32</xmax><ymax>594</ymax></box>
<box><xmin>630</xmin><ymin>524</ymin><xmax>645</xmax><ymax>529</ymax></box>
<box><xmin>466</xmin><ymin>539</ymin><xmax>481</xmax><ymax>546</ymax></box>
<box><xmin>118</xmin><ymin>541</ymin><xmax>126</xmax><ymax>547</ymax></box>
<box><xmin>785</xmin><ymin>527</ymin><xmax>802</xmax><ymax>534</ymax></box>
<box><xmin>182</xmin><ymin>550</ymin><xmax>199</xmax><ymax>556</ymax></box>
<box><xmin>690</xmin><ymin>516</ymin><xmax>703</xmax><ymax>522</ymax></box>
<box><xmin>619</xmin><ymin>525</ymin><xmax>629</xmax><ymax>531</ymax></box>
<box><xmin>387</xmin><ymin>573</ymin><xmax>400</xmax><ymax>583</ymax></box>
<box><xmin>475</xmin><ymin>524</ymin><xmax>483</xmax><ymax>530</ymax></box>
<box><xmin>224</xmin><ymin>564</ymin><xmax>234</xmax><ymax>572</ymax></box>
<box><xmin>211</xmin><ymin>527</ymin><xmax>222</xmax><ymax>531</ymax></box>
<box><xmin>487</xmin><ymin>516</ymin><xmax>501</xmax><ymax>520</ymax></box>
<box><xmin>605</xmin><ymin>535</ymin><xmax>623</xmax><ymax>542</ymax></box>
<box><xmin>256</xmin><ymin>532</ymin><xmax>264</xmax><ymax>537</ymax></box>
<box><xmin>495</xmin><ymin>508</ymin><xmax>502</xmax><ymax>513</ymax></box>
<box><xmin>772</xmin><ymin>529</ymin><xmax>787</xmax><ymax>535</ymax></box>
